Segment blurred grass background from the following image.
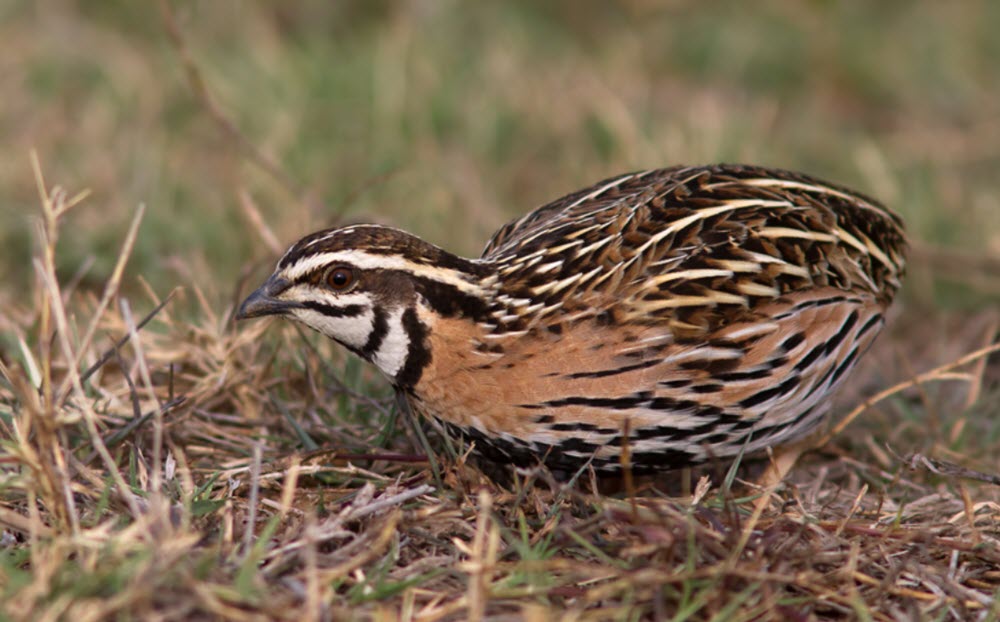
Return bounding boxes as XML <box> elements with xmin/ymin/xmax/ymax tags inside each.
<box><xmin>2</xmin><ymin>0</ymin><xmax>998</xmax><ymax>314</ymax></box>
<box><xmin>2</xmin><ymin>3</ymin><xmax>1000</xmax><ymax>618</ymax></box>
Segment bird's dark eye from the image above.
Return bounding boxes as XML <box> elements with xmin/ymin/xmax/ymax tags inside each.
<box><xmin>325</xmin><ymin>266</ymin><xmax>355</xmax><ymax>291</ymax></box>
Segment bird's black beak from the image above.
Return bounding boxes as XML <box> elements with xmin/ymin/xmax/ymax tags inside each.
<box><xmin>235</xmin><ymin>276</ymin><xmax>297</xmax><ymax>320</ymax></box>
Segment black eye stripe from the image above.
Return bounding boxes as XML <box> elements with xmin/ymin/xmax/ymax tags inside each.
<box><xmin>297</xmin><ymin>269</ymin><xmax>328</xmax><ymax>287</ymax></box>
<box><xmin>294</xmin><ymin>265</ymin><xmax>359</xmax><ymax>288</ymax></box>
<box><xmin>300</xmin><ymin>301</ymin><xmax>367</xmax><ymax>318</ymax></box>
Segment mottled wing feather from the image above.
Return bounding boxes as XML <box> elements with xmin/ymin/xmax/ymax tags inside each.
<box><xmin>482</xmin><ymin>167</ymin><xmax>688</xmax><ymax>257</ymax></box>
<box><xmin>480</xmin><ymin>164</ymin><xmax>905</xmax><ymax>336</ymax></box>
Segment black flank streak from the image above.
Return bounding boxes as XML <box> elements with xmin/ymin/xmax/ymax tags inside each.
<box><xmin>715</xmin><ymin>368</ymin><xmax>770</xmax><ymax>382</ymax></box>
<box><xmin>828</xmin><ymin>346</ymin><xmax>861</xmax><ymax>387</ymax></box>
<box><xmin>626</xmin><ymin>417</ymin><xmax>730</xmax><ymax>442</ymax></box>
<box><xmin>781</xmin><ymin>332</ymin><xmax>806</xmax><ymax>351</ymax></box>
<box><xmin>731</xmin><ymin>417</ymin><xmax>757</xmax><ymax>431</ymax></box>
<box><xmin>747</xmin><ymin>412</ymin><xmax>805</xmax><ymax>440</ymax></box>
<box><xmin>625</xmin><ymin>448</ymin><xmax>701</xmax><ymax>470</ymax></box>
<box><xmin>774</xmin><ymin>295</ymin><xmax>852</xmax><ymax>319</ymax></box>
<box><xmin>536</xmin><ymin>394</ymin><xmax>728</xmax><ymax>422</ymax></box>
<box><xmin>549</xmin><ymin>422</ymin><xmax>604</xmax><ymax>432</ymax></box>
<box><xmin>856</xmin><ymin>313</ymin><xmax>884</xmax><ymax>339</ymax></box>
<box><xmin>557</xmin><ymin>438</ymin><xmax>601</xmax><ymax>454</ymax></box>
<box><xmin>766</xmin><ymin>355</ymin><xmax>789</xmax><ymax>369</ymax></box>
<box><xmin>821</xmin><ymin>310</ymin><xmax>859</xmax><ymax>356</ymax></box>
<box><xmin>437</xmin><ymin>419</ymin><xmax>701</xmax><ymax>474</ymax></box>
<box><xmin>680</xmin><ymin>357</ymin><xmax>741</xmax><ymax>373</ymax></box>
<box><xmin>739</xmin><ymin>375</ymin><xmax>801</xmax><ymax>409</ymax></box>
<box><xmin>794</xmin><ymin>344</ymin><xmax>826</xmax><ymax>373</ymax></box>
<box><xmin>660</xmin><ymin>379</ymin><xmax>692</xmax><ymax>388</ymax></box>
<box><xmin>567</xmin><ymin>357</ymin><xmax>662</xmax><ymax>379</ymax></box>
<box><xmin>703</xmin><ymin>433</ymin><xmax>731</xmax><ymax>444</ymax></box>
<box><xmin>540</xmin><ymin>396</ymin><xmax>645</xmax><ymax>410</ymax></box>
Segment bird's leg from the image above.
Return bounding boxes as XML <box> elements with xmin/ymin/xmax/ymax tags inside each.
<box><xmin>753</xmin><ymin>430</ymin><xmax>824</xmax><ymax>511</ymax></box>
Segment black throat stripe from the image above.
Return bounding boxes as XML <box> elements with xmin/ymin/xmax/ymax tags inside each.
<box><xmin>394</xmin><ymin>307</ymin><xmax>431</xmax><ymax>388</ymax></box>
<box><xmin>360</xmin><ymin>308</ymin><xmax>389</xmax><ymax>359</ymax></box>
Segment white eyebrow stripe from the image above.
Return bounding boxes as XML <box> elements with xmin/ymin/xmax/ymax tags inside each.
<box><xmin>283</xmin><ymin>250</ymin><xmax>486</xmax><ymax>295</ymax></box>
<box><xmin>278</xmin><ymin>224</ymin><xmax>401</xmax><ymax>265</ymax></box>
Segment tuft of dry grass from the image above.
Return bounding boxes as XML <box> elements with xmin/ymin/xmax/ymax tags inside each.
<box><xmin>1</xmin><ymin>158</ymin><xmax>999</xmax><ymax>620</ymax></box>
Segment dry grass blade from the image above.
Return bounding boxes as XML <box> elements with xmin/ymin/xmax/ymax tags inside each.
<box><xmin>34</xmin><ymin>235</ymin><xmax>143</xmax><ymax>520</ymax></box>
<box><xmin>120</xmin><ymin>298</ymin><xmax>165</xmax><ymax>490</ymax></box>
<box><xmin>237</xmin><ymin>189</ymin><xmax>283</xmax><ymax>257</ymax></box>
<box><xmin>895</xmin><ymin>450</ymin><xmax>1000</xmax><ymax>486</ymax></box>
<box><xmin>56</xmin><ymin>203</ymin><xmax>147</xmax><ymax>403</ymax></box>
<box><xmin>821</xmin><ymin>340</ymin><xmax>1000</xmax><ymax>444</ymax></box>
<box><xmin>242</xmin><ymin>441</ymin><xmax>263</xmax><ymax>556</ymax></box>
<box><xmin>75</xmin><ymin>290</ymin><xmax>177</xmax><ymax>384</ymax></box>
<box><xmin>963</xmin><ymin>316</ymin><xmax>998</xmax><ymax>410</ymax></box>
<box><xmin>0</xmin><ymin>505</ymin><xmax>52</xmax><ymax>537</ymax></box>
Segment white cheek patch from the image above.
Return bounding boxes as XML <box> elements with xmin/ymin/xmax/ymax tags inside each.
<box><xmin>292</xmin><ymin>306</ymin><xmax>374</xmax><ymax>350</ymax></box>
<box><xmin>372</xmin><ymin>307</ymin><xmax>410</xmax><ymax>378</ymax></box>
